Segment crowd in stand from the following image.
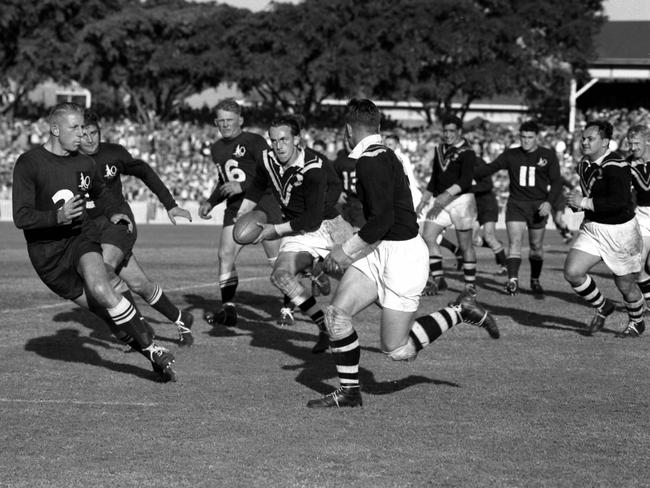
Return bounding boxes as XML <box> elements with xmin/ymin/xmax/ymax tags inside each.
<box><xmin>1</xmin><ymin>107</ymin><xmax>648</xmax><ymax>208</ymax></box>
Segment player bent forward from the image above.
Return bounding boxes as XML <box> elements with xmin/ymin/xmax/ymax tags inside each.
<box><xmin>564</xmin><ymin>120</ymin><xmax>645</xmax><ymax>337</ymax></box>
<box><xmin>237</xmin><ymin>115</ymin><xmax>352</xmax><ymax>353</ymax></box>
<box><xmin>308</xmin><ymin>99</ymin><xmax>499</xmax><ymax>409</ymax></box>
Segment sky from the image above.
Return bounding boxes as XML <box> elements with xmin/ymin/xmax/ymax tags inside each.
<box><xmin>204</xmin><ymin>0</ymin><xmax>650</xmax><ymax>20</ymax></box>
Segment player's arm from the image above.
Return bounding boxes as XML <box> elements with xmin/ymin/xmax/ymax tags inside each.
<box><xmin>12</xmin><ymin>157</ymin><xmax>64</xmax><ymax>229</ymax></box>
<box><xmin>540</xmin><ymin>152</ymin><xmax>563</xmax><ymax>216</ymax></box>
<box><xmin>470</xmin><ymin>159</ymin><xmax>493</xmax><ymax>194</ymax></box>
<box><xmin>474</xmin><ymin>151</ymin><xmax>508</xmax><ymax>179</ymax></box>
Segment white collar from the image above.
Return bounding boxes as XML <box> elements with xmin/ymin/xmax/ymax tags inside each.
<box><xmin>349</xmin><ymin>134</ymin><xmax>383</xmax><ymax>160</ymax></box>
<box><xmin>586</xmin><ymin>150</ymin><xmax>611</xmax><ymax>166</ymax></box>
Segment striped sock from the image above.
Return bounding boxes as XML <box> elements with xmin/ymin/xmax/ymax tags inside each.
<box><xmin>331</xmin><ymin>331</ymin><xmax>360</xmax><ymax>389</ymax></box>
<box><xmin>625</xmin><ymin>296</ymin><xmax>645</xmax><ymax>323</ymax></box>
<box><xmin>638</xmin><ymin>279</ymin><xmax>650</xmax><ymax>302</ymax></box>
<box><xmin>409</xmin><ymin>306</ymin><xmax>461</xmax><ymax>351</ymax></box>
<box><xmin>145</xmin><ymin>284</ymin><xmax>180</xmax><ymax>323</ymax></box>
<box><xmin>219</xmin><ymin>271</ymin><xmax>238</xmax><ymax>303</ymax></box>
<box><xmin>429</xmin><ymin>255</ymin><xmax>443</xmax><ymax>279</ymax></box>
<box><xmin>107</xmin><ymin>297</ymin><xmax>153</xmax><ymax>349</ymax></box>
<box><xmin>462</xmin><ymin>260</ymin><xmax>477</xmax><ymax>287</ymax></box>
<box><xmin>571</xmin><ymin>275</ymin><xmax>605</xmax><ymax>309</ymax></box>
<box><xmin>294</xmin><ymin>295</ymin><xmax>326</xmax><ymax>332</ymax></box>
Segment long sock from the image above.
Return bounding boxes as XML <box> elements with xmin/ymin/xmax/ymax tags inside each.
<box><xmin>494</xmin><ymin>249</ymin><xmax>506</xmax><ymax>267</ymax></box>
<box><xmin>429</xmin><ymin>255</ymin><xmax>443</xmax><ymax>279</ymax></box>
<box><xmin>219</xmin><ymin>271</ymin><xmax>238</xmax><ymax>304</ymax></box>
<box><xmin>571</xmin><ymin>275</ymin><xmax>605</xmax><ymax>309</ymax></box>
<box><xmin>146</xmin><ymin>284</ymin><xmax>181</xmax><ymax>323</ymax></box>
<box><xmin>331</xmin><ymin>331</ymin><xmax>360</xmax><ymax>389</ymax></box>
<box><xmin>283</xmin><ymin>294</ymin><xmax>293</xmax><ymax>308</ymax></box>
<box><xmin>293</xmin><ymin>295</ymin><xmax>326</xmax><ymax>332</ymax></box>
<box><xmin>409</xmin><ymin>306</ymin><xmax>461</xmax><ymax>351</ymax></box>
<box><xmin>439</xmin><ymin>237</ymin><xmax>458</xmax><ymax>255</ymax></box>
<box><xmin>462</xmin><ymin>260</ymin><xmax>477</xmax><ymax>287</ymax></box>
<box><xmin>506</xmin><ymin>257</ymin><xmax>522</xmax><ymax>280</ymax></box>
<box><xmin>624</xmin><ymin>296</ymin><xmax>645</xmax><ymax>323</ymax></box>
<box><xmin>638</xmin><ymin>279</ymin><xmax>650</xmax><ymax>302</ymax></box>
<box><xmin>107</xmin><ymin>297</ymin><xmax>154</xmax><ymax>351</ymax></box>
<box><xmin>529</xmin><ymin>256</ymin><xmax>543</xmax><ymax>281</ymax></box>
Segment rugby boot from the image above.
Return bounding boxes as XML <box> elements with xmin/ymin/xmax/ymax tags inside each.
<box><xmin>423</xmin><ymin>276</ymin><xmax>448</xmax><ymax>296</ymax></box>
<box><xmin>312</xmin><ymin>331</ymin><xmax>330</xmax><ymax>354</ymax></box>
<box><xmin>176</xmin><ymin>310</ymin><xmax>194</xmax><ymax>346</ymax></box>
<box><xmin>496</xmin><ymin>265</ymin><xmax>508</xmax><ymax>276</ymax></box>
<box><xmin>530</xmin><ymin>279</ymin><xmax>544</xmax><ymax>298</ymax></box>
<box><xmin>450</xmin><ymin>289</ymin><xmax>500</xmax><ymax>339</ymax></box>
<box><xmin>277</xmin><ymin>307</ymin><xmax>295</xmax><ymax>327</ymax></box>
<box><xmin>307</xmin><ymin>387</ymin><xmax>363</xmax><ymax>408</ymax></box>
<box><xmin>504</xmin><ymin>278</ymin><xmax>519</xmax><ymax>296</ymax></box>
<box><xmin>148</xmin><ymin>345</ymin><xmax>177</xmax><ymax>382</ymax></box>
<box><xmin>204</xmin><ymin>303</ymin><xmax>238</xmax><ymax>327</ymax></box>
<box><xmin>616</xmin><ymin>320</ymin><xmax>645</xmax><ymax>338</ymax></box>
<box><xmin>587</xmin><ymin>299</ymin><xmax>615</xmax><ymax>335</ymax></box>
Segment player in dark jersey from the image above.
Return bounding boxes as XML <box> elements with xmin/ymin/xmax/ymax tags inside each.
<box><xmin>471</xmin><ymin>157</ymin><xmax>508</xmax><ymax>275</ymax></box>
<box><xmin>198</xmin><ymin>99</ymin><xmax>289</xmax><ymax>327</ymax></box>
<box><xmin>332</xmin><ymin>138</ymin><xmax>366</xmax><ymax>230</ymax></box>
<box><xmin>12</xmin><ymin>102</ymin><xmax>176</xmax><ymax>382</ymax></box>
<box><xmin>476</xmin><ymin>121</ymin><xmax>562</xmax><ymax>297</ymax></box>
<box><xmin>308</xmin><ymin>99</ymin><xmax>499</xmax><ymax>409</ymax></box>
<box><xmin>236</xmin><ymin>115</ymin><xmax>352</xmax><ymax>354</ymax></box>
<box><xmin>624</xmin><ymin>124</ymin><xmax>650</xmax><ymax>337</ymax></box>
<box><xmin>416</xmin><ymin>115</ymin><xmax>478</xmax><ymax>295</ymax></box>
<box><xmin>565</xmin><ymin>120</ymin><xmax>644</xmax><ymax>337</ymax></box>
<box><xmin>80</xmin><ymin>110</ymin><xmax>195</xmax><ymax>346</ymax></box>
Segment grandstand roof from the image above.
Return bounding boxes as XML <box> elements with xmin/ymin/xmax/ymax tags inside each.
<box><xmin>594</xmin><ymin>21</ymin><xmax>650</xmax><ymax>66</ymax></box>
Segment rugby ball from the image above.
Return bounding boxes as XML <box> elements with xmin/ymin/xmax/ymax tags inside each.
<box><xmin>233</xmin><ymin>210</ymin><xmax>268</xmax><ymax>245</ymax></box>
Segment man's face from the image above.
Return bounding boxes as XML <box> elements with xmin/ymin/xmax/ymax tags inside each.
<box><xmin>628</xmin><ymin>133</ymin><xmax>648</xmax><ymax>160</ymax></box>
<box><xmin>53</xmin><ymin>112</ymin><xmax>84</xmax><ymax>153</ymax></box>
<box><xmin>442</xmin><ymin>123</ymin><xmax>461</xmax><ymax>146</ymax></box>
<box><xmin>384</xmin><ymin>137</ymin><xmax>398</xmax><ymax>152</ymax></box>
<box><xmin>519</xmin><ymin>131</ymin><xmax>538</xmax><ymax>152</ymax></box>
<box><xmin>581</xmin><ymin>126</ymin><xmax>608</xmax><ymax>160</ymax></box>
<box><xmin>269</xmin><ymin>125</ymin><xmax>299</xmax><ymax>164</ymax></box>
<box><xmin>81</xmin><ymin>124</ymin><xmax>100</xmax><ymax>154</ymax></box>
<box><xmin>215</xmin><ymin>109</ymin><xmax>243</xmax><ymax>140</ymax></box>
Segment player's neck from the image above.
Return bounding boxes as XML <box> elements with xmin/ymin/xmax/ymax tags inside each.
<box><xmin>43</xmin><ymin>138</ymin><xmax>71</xmax><ymax>157</ymax></box>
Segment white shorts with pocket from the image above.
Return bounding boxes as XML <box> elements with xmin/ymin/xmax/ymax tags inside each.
<box><xmin>279</xmin><ymin>215</ymin><xmax>354</xmax><ymax>259</ymax></box>
<box><xmin>425</xmin><ymin>193</ymin><xmax>477</xmax><ymax>231</ymax></box>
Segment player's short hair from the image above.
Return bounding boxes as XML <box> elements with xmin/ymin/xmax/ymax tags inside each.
<box><xmin>585</xmin><ymin>120</ymin><xmax>613</xmax><ymax>140</ymax></box>
<box><xmin>83</xmin><ymin>109</ymin><xmax>101</xmax><ymax>128</ymax></box>
<box><xmin>215</xmin><ymin>98</ymin><xmax>242</xmax><ymax>115</ymax></box>
<box><xmin>440</xmin><ymin>115</ymin><xmax>463</xmax><ymax>130</ymax></box>
<box><xmin>269</xmin><ymin>115</ymin><xmax>301</xmax><ymax>136</ymax></box>
<box><xmin>344</xmin><ymin>98</ymin><xmax>381</xmax><ymax>131</ymax></box>
<box><xmin>385</xmin><ymin>133</ymin><xmax>400</xmax><ymax>144</ymax></box>
<box><xmin>48</xmin><ymin>102</ymin><xmax>84</xmax><ymax>125</ymax></box>
<box><xmin>519</xmin><ymin>120</ymin><xmax>540</xmax><ymax>133</ymax></box>
<box><xmin>628</xmin><ymin>124</ymin><xmax>649</xmax><ymax>138</ymax></box>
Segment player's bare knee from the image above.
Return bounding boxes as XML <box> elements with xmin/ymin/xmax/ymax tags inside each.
<box><xmin>324</xmin><ymin>305</ymin><xmax>354</xmax><ymax>341</ymax></box>
<box><xmin>271</xmin><ymin>269</ymin><xmax>303</xmax><ymax>299</ymax></box>
<box><xmin>382</xmin><ymin>338</ymin><xmax>418</xmax><ymax>362</ymax></box>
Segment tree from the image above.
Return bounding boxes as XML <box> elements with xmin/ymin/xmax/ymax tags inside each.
<box><xmin>74</xmin><ymin>0</ymin><xmax>247</xmax><ymax>123</ymax></box>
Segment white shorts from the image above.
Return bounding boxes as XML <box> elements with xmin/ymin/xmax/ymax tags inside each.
<box><xmin>351</xmin><ymin>235</ymin><xmax>429</xmax><ymax>312</ymax></box>
<box><xmin>425</xmin><ymin>193</ymin><xmax>477</xmax><ymax>231</ymax></box>
<box><xmin>636</xmin><ymin>206</ymin><xmax>650</xmax><ymax>237</ymax></box>
<box><xmin>572</xmin><ymin>218</ymin><xmax>643</xmax><ymax>276</ymax></box>
<box><xmin>279</xmin><ymin>215</ymin><xmax>354</xmax><ymax>259</ymax></box>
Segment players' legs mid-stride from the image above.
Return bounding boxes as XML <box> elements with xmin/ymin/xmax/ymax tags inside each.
<box><xmin>504</xmin><ymin>221</ymin><xmax>526</xmax><ymax>295</ymax></box>
<box><xmin>421</xmin><ymin>220</ymin><xmax>449</xmax><ymax>295</ymax></box>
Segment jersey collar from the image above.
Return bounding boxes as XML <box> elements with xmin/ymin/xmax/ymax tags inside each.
<box><xmin>349</xmin><ymin>134</ymin><xmax>383</xmax><ymax>160</ymax></box>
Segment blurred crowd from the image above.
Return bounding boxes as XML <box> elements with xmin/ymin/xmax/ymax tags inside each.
<box><xmin>1</xmin><ymin>107</ymin><xmax>648</xmax><ymax>208</ymax></box>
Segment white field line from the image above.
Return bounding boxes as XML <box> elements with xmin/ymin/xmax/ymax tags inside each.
<box><xmin>0</xmin><ymin>397</ymin><xmax>158</xmax><ymax>407</ymax></box>
<box><xmin>0</xmin><ymin>276</ymin><xmax>267</xmax><ymax>314</ymax></box>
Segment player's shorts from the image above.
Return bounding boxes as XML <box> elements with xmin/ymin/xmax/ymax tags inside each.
<box><xmin>86</xmin><ymin>214</ymin><xmax>137</xmax><ymax>268</ymax></box>
<box><xmin>351</xmin><ymin>234</ymin><xmax>429</xmax><ymax>312</ymax></box>
<box><xmin>551</xmin><ymin>192</ymin><xmax>567</xmax><ymax>213</ymax></box>
<box><xmin>506</xmin><ymin>199</ymin><xmax>548</xmax><ymax>229</ymax></box>
<box><xmin>27</xmin><ymin>230</ymin><xmax>102</xmax><ymax>300</ymax></box>
<box><xmin>425</xmin><ymin>193</ymin><xmax>477</xmax><ymax>231</ymax></box>
<box><xmin>279</xmin><ymin>215</ymin><xmax>354</xmax><ymax>259</ymax></box>
<box><xmin>572</xmin><ymin>217</ymin><xmax>643</xmax><ymax>276</ymax></box>
<box><xmin>635</xmin><ymin>206</ymin><xmax>650</xmax><ymax>238</ymax></box>
<box><xmin>339</xmin><ymin>195</ymin><xmax>366</xmax><ymax>229</ymax></box>
<box><xmin>223</xmin><ymin>193</ymin><xmax>283</xmax><ymax>227</ymax></box>
<box><xmin>475</xmin><ymin>191</ymin><xmax>499</xmax><ymax>226</ymax></box>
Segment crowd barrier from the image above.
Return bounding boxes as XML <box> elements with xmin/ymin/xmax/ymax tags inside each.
<box><xmin>0</xmin><ymin>199</ymin><xmax>583</xmax><ymax>229</ymax></box>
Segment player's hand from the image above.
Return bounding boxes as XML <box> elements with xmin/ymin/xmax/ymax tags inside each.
<box><xmin>57</xmin><ymin>195</ymin><xmax>85</xmax><ymax>224</ymax></box>
<box><xmin>538</xmin><ymin>201</ymin><xmax>552</xmax><ymax>217</ymax></box>
<box><xmin>110</xmin><ymin>213</ymin><xmax>133</xmax><ymax>233</ymax></box>
<box><xmin>323</xmin><ymin>244</ymin><xmax>353</xmax><ymax>276</ymax></box>
<box><xmin>220</xmin><ymin>182</ymin><xmax>243</xmax><ymax>198</ymax></box>
<box><xmin>567</xmin><ymin>189</ymin><xmax>583</xmax><ymax>211</ymax></box>
<box><xmin>168</xmin><ymin>206</ymin><xmax>192</xmax><ymax>225</ymax></box>
<box><xmin>337</xmin><ymin>193</ymin><xmax>348</xmax><ymax>205</ymax></box>
<box><xmin>198</xmin><ymin>201</ymin><xmax>214</xmax><ymax>220</ymax></box>
<box><xmin>252</xmin><ymin>223</ymin><xmax>279</xmax><ymax>244</ymax></box>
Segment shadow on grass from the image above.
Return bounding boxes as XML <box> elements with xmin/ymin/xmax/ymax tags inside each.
<box><xmin>184</xmin><ymin>290</ymin><xmax>460</xmax><ymax>396</ymax></box>
<box><xmin>24</xmin><ymin>328</ymin><xmax>155</xmax><ymax>381</ymax></box>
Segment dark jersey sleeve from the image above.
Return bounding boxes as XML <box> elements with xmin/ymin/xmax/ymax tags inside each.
<box><xmin>244</xmin><ymin>150</ymin><xmax>272</xmax><ymax>204</ymax></box>
<box><xmin>470</xmin><ymin>158</ymin><xmax>493</xmax><ymax>194</ymax></box>
<box><xmin>545</xmin><ymin>151</ymin><xmax>562</xmax><ymax>204</ymax></box>
<box><xmin>117</xmin><ymin>146</ymin><xmax>177</xmax><ymax>211</ymax></box>
<box><xmin>288</xmin><ymin>167</ymin><xmax>327</xmax><ymax>233</ymax></box>
<box><xmin>356</xmin><ymin>156</ymin><xmax>396</xmax><ymax>243</ymax></box>
<box><xmin>12</xmin><ymin>155</ymin><xmax>58</xmax><ymax>230</ymax></box>
<box><xmin>474</xmin><ymin>151</ymin><xmax>510</xmax><ymax>179</ymax></box>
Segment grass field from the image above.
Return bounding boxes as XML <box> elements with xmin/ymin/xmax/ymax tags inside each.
<box><xmin>1</xmin><ymin>221</ymin><xmax>648</xmax><ymax>488</ymax></box>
